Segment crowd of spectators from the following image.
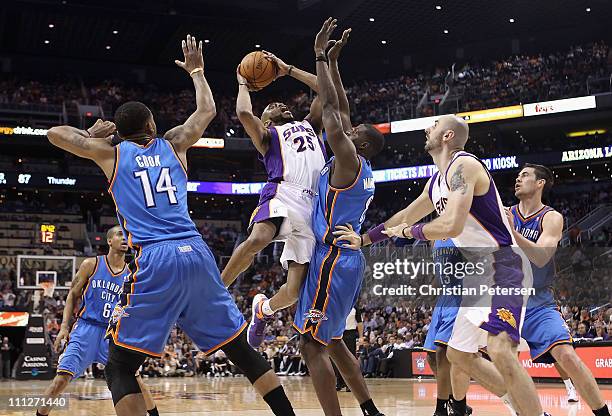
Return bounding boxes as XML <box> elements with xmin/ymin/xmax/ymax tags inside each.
<box><xmin>1</xmin><ymin>43</ymin><xmax>609</xmax><ymax>136</ymax></box>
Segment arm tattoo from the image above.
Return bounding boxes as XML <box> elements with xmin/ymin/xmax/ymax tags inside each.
<box><xmin>449</xmin><ymin>163</ymin><xmax>468</xmax><ymax>195</ymax></box>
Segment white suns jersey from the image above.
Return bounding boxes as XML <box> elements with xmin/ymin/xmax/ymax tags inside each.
<box><xmin>428</xmin><ymin>151</ymin><xmax>515</xmax><ymax>248</ymax></box>
<box><xmin>262</xmin><ymin>120</ymin><xmax>327</xmax><ymax>192</ymax></box>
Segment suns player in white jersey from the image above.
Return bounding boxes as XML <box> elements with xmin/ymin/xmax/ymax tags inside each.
<box><xmin>222</xmin><ymin>51</ymin><xmax>330</xmax><ymax>347</ymax></box>
<box><xmin>336</xmin><ymin>115</ymin><xmax>548</xmax><ymax>416</ymax></box>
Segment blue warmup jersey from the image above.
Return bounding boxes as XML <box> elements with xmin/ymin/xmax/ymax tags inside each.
<box><xmin>423</xmin><ymin>239</ymin><xmax>463</xmax><ymax>352</ymax></box>
<box><xmin>78</xmin><ymin>256</ymin><xmax>127</xmax><ymax>325</ymax></box>
<box><xmin>294</xmin><ymin>155</ymin><xmax>374</xmax><ymax>345</ymax></box>
<box><xmin>105</xmin><ymin>137</ymin><xmax>245</xmax><ymax>357</ymax></box>
<box><xmin>109</xmin><ymin>138</ymin><xmax>200</xmax><ymax>248</ymax></box>
<box><xmin>313</xmin><ymin>155</ymin><xmax>375</xmax><ymax>247</ymax></box>
<box><xmin>511</xmin><ymin>204</ymin><xmax>571</xmax><ymax>363</ymax></box>
<box><xmin>57</xmin><ymin>256</ymin><xmax>127</xmax><ymax>378</ymax></box>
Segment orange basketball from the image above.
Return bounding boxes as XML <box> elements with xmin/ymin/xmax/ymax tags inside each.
<box><xmin>239</xmin><ymin>51</ymin><xmax>278</xmax><ymax>90</ymax></box>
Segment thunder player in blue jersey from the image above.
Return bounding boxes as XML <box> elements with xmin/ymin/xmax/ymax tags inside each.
<box><xmin>423</xmin><ymin>239</ymin><xmax>472</xmax><ymax>416</ymax></box>
<box><xmin>36</xmin><ymin>226</ymin><xmax>158</xmax><ymax>416</ymax></box>
<box><xmin>47</xmin><ymin>35</ymin><xmax>295</xmax><ymax>416</ymax></box>
<box><xmin>293</xmin><ymin>19</ymin><xmax>386</xmax><ymax>416</ymax></box>
<box><xmin>509</xmin><ymin>164</ymin><xmax>610</xmax><ymax>416</ymax></box>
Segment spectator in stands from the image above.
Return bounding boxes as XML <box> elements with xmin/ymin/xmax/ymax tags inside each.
<box><xmin>574</xmin><ymin>322</ymin><xmax>595</xmax><ymax>340</ymax></box>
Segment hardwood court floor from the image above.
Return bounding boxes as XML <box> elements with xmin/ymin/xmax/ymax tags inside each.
<box><xmin>1</xmin><ymin>376</ymin><xmax>611</xmax><ymax>415</ymax></box>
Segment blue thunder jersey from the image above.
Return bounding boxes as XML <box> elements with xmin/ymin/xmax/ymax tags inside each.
<box><xmin>109</xmin><ymin>138</ymin><xmax>200</xmax><ymax>247</ymax></box>
<box><xmin>313</xmin><ymin>156</ymin><xmax>375</xmax><ymax>248</ymax></box>
<box><xmin>432</xmin><ymin>239</ymin><xmax>464</xmax><ymax>308</ymax></box>
<box><xmin>511</xmin><ymin>205</ymin><xmax>557</xmax><ymax>308</ymax></box>
<box><xmin>78</xmin><ymin>256</ymin><xmax>128</xmax><ymax>325</ymax></box>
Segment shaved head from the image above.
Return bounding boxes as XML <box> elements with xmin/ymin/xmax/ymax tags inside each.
<box><xmin>424</xmin><ymin>115</ymin><xmax>469</xmax><ymax>153</ymax></box>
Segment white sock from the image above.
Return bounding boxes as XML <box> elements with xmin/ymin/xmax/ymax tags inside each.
<box><xmin>261</xmin><ymin>299</ymin><xmax>275</xmax><ymax>316</ymax></box>
<box><xmin>563</xmin><ymin>378</ymin><xmax>575</xmax><ymax>390</ymax></box>
<box><xmin>501</xmin><ymin>393</ymin><xmax>518</xmax><ymax>416</ymax></box>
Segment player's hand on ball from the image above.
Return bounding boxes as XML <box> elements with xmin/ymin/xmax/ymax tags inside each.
<box><xmin>382</xmin><ymin>223</ymin><xmax>410</xmax><ymax>238</ymax></box>
<box><xmin>327</xmin><ymin>28</ymin><xmax>351</xmax><ymax>62</ymax></box>
<box><xmin>315</xmin><ymin>17</ymin><xmax>337</xmax><ymax>55</ymax></box>
<box><xmin>175</xmin><ymin>34</ymin><xmax>204</xmax><ymax>74</ymax></box>
<box><xmin>54</xmin><ymin>327</ymin><xmax>69</xmax><ymax>352</ymax></box>
<box><xmin>87</xmin><ymin>119</ymin><xmax>116</xmax><ymax>138</ymax></box>
<box><xmin>262</xmin><ymin>51</ymin><xmax>289</xmax><ymax>79</ymax></box>
<box><xmin>333</xmin><ymin>223</ymin><xmax>361</xmax><ymax>249</ymax></box>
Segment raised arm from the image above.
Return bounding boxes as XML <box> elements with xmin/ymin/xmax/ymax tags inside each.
<box><xmin>508</xmin><ymin>209</ymin><xmax>563</xmax><ymax>267</ymax></box>
<box><xmin>236</xmin><ymin>67</ymin><xmax>269</xmax><ymax>155</ymax></box>
<box><xmin>262</xmin><ymin>51</ymin><xmax>319</xmax><ymax>93</ymax></box>
<box><xmin>328</xmin><ymin>28</ymin><xmax>352</xmax><ymax>131</ymax></box>
<box><xmin>53</xmin><ymin>257</ymin><xmax>96</xmax><ymax>352</ymax></box>
<box><xmin>315</xmin><ymin>18</ymin><xmax>359</xmax><ymax>184</ymax></box>
<box><xmin>163</xmin><ymin>35</ymin><xmax>217</xmax><ymax>163</ymax></box>
<box><xmin>47</xmin><ymin>121</ymin><xmax>116</xmax><ymax>179</ymax></box>
<box><xmin>262</xmin><ymin>51</ymin><xmax>323</xmax><ymax>133</ymax></box>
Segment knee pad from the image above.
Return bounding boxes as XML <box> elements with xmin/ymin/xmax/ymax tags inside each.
<box><xmin>105</xmin><ymin>341</ymin><xmax>146</xmax><ymax>405</ymax></box>
<box><xmin>221</xmin><ymin>328</ymin><xmax>270</xmax><ymax>383</ymax></box>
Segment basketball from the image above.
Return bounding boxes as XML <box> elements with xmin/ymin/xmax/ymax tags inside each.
<box><xmin>239</xmin><ymin>51</ymin><xmax>278</xmax><ymax>90</ymax></box>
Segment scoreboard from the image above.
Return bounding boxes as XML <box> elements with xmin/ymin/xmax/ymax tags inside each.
<box><xmin>39</xmin><ymin>224</ymin><xmax>56</xmax><ymax>244</ymax></box>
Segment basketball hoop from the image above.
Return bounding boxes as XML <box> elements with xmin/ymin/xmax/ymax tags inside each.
<box><xmin>39</xmin><ymin>281</ymin><xmax>56</xmax><ymax>298</ymax></box>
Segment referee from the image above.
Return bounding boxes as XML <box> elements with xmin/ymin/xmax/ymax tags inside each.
<box><xmin>335</xmin><ymin>306</ymin><xmax>363</xmax><ymax>391</ymax></box>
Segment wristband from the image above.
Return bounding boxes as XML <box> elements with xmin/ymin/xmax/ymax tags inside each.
<box><xmin>401</xmin><ymin>227</ymin><xmax>410</xmax><ymax>238</ymax></box>
<box><xmin>288</xmin><ymin>65</ymin><xmax>294</xmax><ymax>76</ymax></box>
<box><xmin>359</xmin><ymin>234</ymin><xmax>364</xmax><ymax>247</ymax></box>
<box><xmin>315</xmin><ymin>55</ymin><xmax>328</xmax><ymax>63</ymax></box>
<box><xmin>238</xmin><ymin>83</ymin><xmax>248</xmax><ymax>86</ymax></box>
<box><xmin>411</xmin><ymin>223</ymin><xmax>428</xmax><ymax>241</ymax></box>
<box><xmin>367</xmin><ymin>223</ymin><xmax>389</xmax><ymax>244</ymax></box>
<box><xmin>190</xmin><ymin>67</ymin><xmax>204</xmax><ymax>76</ymax></box>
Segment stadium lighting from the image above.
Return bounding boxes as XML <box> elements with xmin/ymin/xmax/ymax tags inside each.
<box><xmin>586</xmin><ymin>7</ymin><xmax>591</xmax><ymax>12</ymax></box>
<box><xmin>229</xmin><ymin>128</ymin><xmax>235</xmax><ymax>135</ymax></box>
<box><xmin>255</xmin><ymin>44</ymin><xmax>261</xmax><ymax>48</ymax></box>
<box><xmin>381</xmin><ymin>40</ymin><xmax>387</xmax><ymax>44</ymax></box>
<box><xmin>112</xmin><ymin>30</ymin><xmax>119</xmax><ymax>34</ymax></box>
<box><xmin>204</xmin><ymin>39</ymin><xmax>210</xmax><ymax>43</ymax></box>
<box><xmin>509</xmin><ymin>18</ymin><xmax>515</xmax><ymax>23</ymax></box>
<box><xmin>44</xmin><ymin>40</ymin><xmax>50</xmax><ymax>44</ymax></box>
<box><xmin>435</xmin><ymin>5</ymin><xmax>442</xmax><ymax>10</ymax></box>
<box><xmin>369</xmin><ymin>17</ymin><xmax>375</xmax><ymax>22</ymax></box>
<box><xmin>106</xmin><ymin>45</ymin><xmax>111</xmax><ymax>50</ymax></box>
<box><xmin>443</xmin><ymin>29</ymin><xmax>449</xmax><ymax>34</ymax></box>
<box><xmin>48</xmin><ymin>24</ymin><xmax>55</xmax><ymax>28</ymax></box>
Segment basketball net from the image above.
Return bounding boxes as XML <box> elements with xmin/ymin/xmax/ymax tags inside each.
<box><xmin>39</xmin><ymin>281</ymin><xmax>56</xmax><ymax>298</ymax></box>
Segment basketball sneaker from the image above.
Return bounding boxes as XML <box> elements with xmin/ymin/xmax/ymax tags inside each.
<box><xmin>247</xmin><ymin>294</ymin><xmax>272</xmax><ymax>348</ymax></box>
<box><xmin>566</xmin><ymin>383</ymin><xmax>579</xmax><ymax>403</ymax></box>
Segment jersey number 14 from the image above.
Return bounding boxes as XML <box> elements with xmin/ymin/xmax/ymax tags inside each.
<box><xmin>134</xmin><ymin>168</ymin><xmax>178</xmax><ymax>208</ymax></box>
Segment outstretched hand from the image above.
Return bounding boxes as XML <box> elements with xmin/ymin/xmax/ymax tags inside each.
<box><xmin>175</xmin><ymin>34</ymin><xmax>204</xmax><ymax>74</ymax></box>
<box><xmin>327</xmin><ymin>28</ymin><xmax>351</xmax><ymax>62</ymax></box>
<box><xmin>315</xmin><ymin>17</ymin><xmax>338</xmax><ymax>55</ymax></box>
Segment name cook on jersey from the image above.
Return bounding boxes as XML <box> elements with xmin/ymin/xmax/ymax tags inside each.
<box><xmin>372</xmin><ymin>284</ymin><xmax>535</xmax><ymax>297</ymax></box>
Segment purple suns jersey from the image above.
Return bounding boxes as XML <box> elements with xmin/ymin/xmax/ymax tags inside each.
<box><xmin>511</xmin><ymin>205</ymin><xmax>557</xmax><ymax>307</ymax></box>
<box><xmin>428</xmin><ymin>151</ymin><xmax>514</xmax><ymax>247</ymax></box>
<box><xmin>261</xmin><ymin>120</ymin><xmax>327</xmax><ymax>191</ymax></box>
<box><xmin>109</xmin><ymin>138</ymin><xmax>200</xmax><ymax>247</ymax></box>
<box><xmin>313</xmin><ymin>156</ymin><xmax>375</xmax><ymax>247</ymax></box>
<box><xmin>78</xmin><ymin>256</ymin><xmax>127</xmax><ymax>325</ymax></box>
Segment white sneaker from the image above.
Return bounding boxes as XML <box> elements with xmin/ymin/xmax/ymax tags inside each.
<box><xmin>567</xmin><ymin>383</ymin><xmax>579</xmax><ymax>403</ymax></box>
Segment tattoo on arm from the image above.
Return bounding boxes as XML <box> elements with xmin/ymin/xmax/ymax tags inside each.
<box><xmin>450</xmin><ymin>164</ymin><xmax>468</xmax><ymax>195</ymax></box>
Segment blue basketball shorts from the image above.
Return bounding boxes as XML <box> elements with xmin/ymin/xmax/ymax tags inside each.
<box><xmin>521</xmin><ymin>305</ymin><xmax>573</xmax><ymax>363</ymax></box>
<box><xmin>106</xmin><ymin>236</ymin><xmax>246</xmax><ymax>357</ymax></box>
<box><xmin>293</xmin><ymin>243</ymin><xmax>364</xmax><ymax>345</ymax></box>
<box><xmin>57</xmin><ymin>318</ymin><xmax>108</xmax><ymax>378</ymax></box>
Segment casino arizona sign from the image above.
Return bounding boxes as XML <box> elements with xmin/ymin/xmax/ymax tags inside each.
<box><xmin>561</xmin><ymin>145</ymin><xmax>612</xmax><ymax>163</ymax></box>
